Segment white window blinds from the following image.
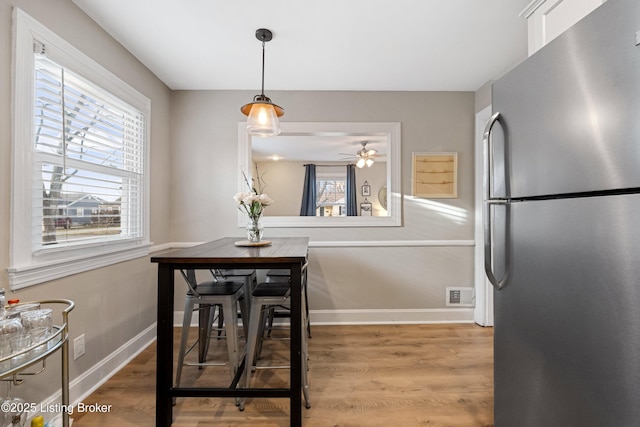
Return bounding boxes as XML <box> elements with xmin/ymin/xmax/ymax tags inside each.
<box><xmin>33</xmin><ymin>54</ymin><xmax>145</xmax><ymax>250</ymax></box>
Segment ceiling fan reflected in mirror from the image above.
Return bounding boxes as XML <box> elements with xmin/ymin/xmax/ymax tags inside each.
<box><xmin>340</xmin><ymin>141</ymin><xmax>377</xmax><ymax>168</ymax></box>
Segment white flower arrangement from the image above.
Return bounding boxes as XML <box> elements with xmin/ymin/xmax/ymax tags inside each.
<box><xmin>234</xmin><ymin>172</ymin><xmax>273</xmax><ymax>219</ymax></box>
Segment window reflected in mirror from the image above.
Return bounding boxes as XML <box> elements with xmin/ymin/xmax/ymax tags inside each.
<box><xmin>316</xmin><ymin>174</ymin><xmax>347</xmax><ymax>217</ymax></box>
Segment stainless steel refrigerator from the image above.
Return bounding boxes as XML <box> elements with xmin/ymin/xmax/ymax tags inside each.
<box><xmin>483</xmin><ymin>0</ymin><xmax>640</xmax><ymax>425</ymax></box>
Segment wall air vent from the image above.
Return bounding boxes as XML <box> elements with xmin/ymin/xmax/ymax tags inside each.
<box><xmin>446</xmin><ymin>287</ymin><xmax>475</xmax><ymax>307</ymax></box>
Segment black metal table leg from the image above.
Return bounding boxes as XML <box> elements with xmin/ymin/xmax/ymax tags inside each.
<box><xmin>289</xmin><ymin>262</ymin><xmax>303</xmax><ymax>427</ymax></box>
<box><xmin>156</xmin><ymin>264</ymin><xmax>174</xmax><ymax>426</ymax></box>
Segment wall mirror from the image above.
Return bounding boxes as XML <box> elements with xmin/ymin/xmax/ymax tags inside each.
<box><xmin>238</xmin><ymin>122</ymin><xmax>401</xmax><ymax>227</ymax></box>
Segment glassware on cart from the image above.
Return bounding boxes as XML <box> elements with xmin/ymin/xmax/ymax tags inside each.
<box><xmin>9</xmin><ymin>335</ymin><xmax>31</xmax><ymax>366</ymax></box>
<box><xmin>0</xmin><ymin>318</ymin><xmax>23</xmax><ymax>339</ymax></box>
<box><xmin>3</xmin><ymin>304</ymin><xmax>40</xmax><ymax>320</ymax></box>
<box><xmin>5</xmin><ymin>395</ymin><xmax>27</xmax><ymax>426</ymax></box>
<box><xmin>0</xmin><ymin>318</ymin><xmax>24</xmax><ymax>370</ymax></box>
<box><xmin>0</xmin><ymin>341</ymin><xmax>9</xmax><ymax>372</ymax></box>
<box><xmin>3</xmin><ymin>381</ymin><xmax>27</xmax><ymax>427</ymax></box>
<box><xmin>28</xmin><ymin>327</ymin><xmax>49</xmax><ymax>357</ymax></box>
<box><xmin>19</xmin><ymin>309</ymin><xmax>52</xmax><ymax>336</ymax></box>
<box><xmin>0</xmin><ymin>300</ymin><xmax>74</xmax><ymax>427</ymax></box>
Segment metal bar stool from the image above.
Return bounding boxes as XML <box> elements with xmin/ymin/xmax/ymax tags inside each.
<box><xmin>216</xmin><ymin>269</ymin><xmax>257</xmax><ymax>308</ymax></box>
<box><xmin>265</xmin><ymin>268</ymin><xmax>311</xmax><ymax>338</ymax></box>
<box><xmin>175</xmin><ymin>269</ymin><xmax>248</xmax><ymax>392</ymax></box>
<box><xmin>212</xmin><ymin>269</ymin><xmax>257</xmax><ymax>335</ymax></box>
<box><xmin>239</xmin><ymin>263</ymin><xmax>311</xmax><ymax>411</ymax></box>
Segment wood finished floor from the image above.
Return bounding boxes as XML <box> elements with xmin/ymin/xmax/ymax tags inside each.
<box><xmin>72</xmin><ymin>324</ymin><xmax>494</xmax><ymax>426</ymax></box>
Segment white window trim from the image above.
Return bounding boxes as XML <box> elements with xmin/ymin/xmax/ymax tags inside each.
<box><xmin>9</xmin><ymin>9</ymin><xmax>151</xmax><ymax>290</ymax></box>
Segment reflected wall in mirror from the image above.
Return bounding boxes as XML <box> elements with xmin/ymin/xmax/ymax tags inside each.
<box><xmin>238</xmin><ymin>122</ymin><xmax>401</xmax><ymax>227</ymax></box>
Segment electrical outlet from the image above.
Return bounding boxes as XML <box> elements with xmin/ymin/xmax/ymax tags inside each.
<box><xmin>74</xmin><ymin>334</ymin><xmax>85</xmax><ymax>360</ymax></box>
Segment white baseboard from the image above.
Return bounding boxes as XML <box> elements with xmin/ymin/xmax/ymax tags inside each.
<box><xmin>36</xmin><ymin>321</ymin><xmax>157</xmax><ymax>420</ymax></box>
<box><xmin>175</xmin><ymin>308</ymin><xmax>475</xmax><ymax>327</ymax></box>
<box><xmin>309</xmin><ymin>308</ymin><xmax>475</xmax><ymax>325</ymax></box>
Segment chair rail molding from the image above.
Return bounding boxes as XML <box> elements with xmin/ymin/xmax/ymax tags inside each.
<box><xmin>151</xmin><ymin>240</ymin><xmax>474</xmax><ymax>253</ymax></box>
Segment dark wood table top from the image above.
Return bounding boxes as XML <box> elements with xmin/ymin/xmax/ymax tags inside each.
<box><xmin>150</xmin><ymin>237</ymin><xmax>309</xmax><ymax>266</ymax></box>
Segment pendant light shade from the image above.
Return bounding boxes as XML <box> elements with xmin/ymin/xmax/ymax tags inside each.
<box><xmin>241</xmin><ymin>29</ymin><xmax>283</xmax><ymax>137</ymax></box>
<box><xmin>241</xmin><ymin>94</ymin><xmax>284</xmax><ymax>137</ymax></box>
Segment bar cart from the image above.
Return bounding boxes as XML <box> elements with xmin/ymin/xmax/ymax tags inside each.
<box><xmin>0</xmin><ymin>300</ymin><xmax>74</xmax><ymax>427</ymax></box>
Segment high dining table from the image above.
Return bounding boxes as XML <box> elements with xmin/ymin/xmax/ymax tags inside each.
<box><xmin>150</xmin><ymin>236</ymin><xmax>309</xmax><ymax>427</ymax></box>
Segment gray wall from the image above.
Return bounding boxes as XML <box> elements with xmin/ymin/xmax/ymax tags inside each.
<box><xmin>475</xmin><ymin>80</ymin><xmax>494</xmax><ymax>113</ymax></box>
<box><xmin>0</xmin><ymin>0</ymin><xmax>171</xmax><ymax>405</ymax></box>
<box><xmin>170</xmin><ymin>90</ymin><xmax>477</xmax><ymax>321</ymax></box>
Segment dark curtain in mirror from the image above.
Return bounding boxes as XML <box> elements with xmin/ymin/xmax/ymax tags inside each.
<box><xmin>346</xmin><ymin>164</ymin><xmax>357</xmax><ymax>216</ymax></box>
<box><xmin>300</xmin><ymin>164</ymin><xmax>316</xmax><ymax>216</ymax></box>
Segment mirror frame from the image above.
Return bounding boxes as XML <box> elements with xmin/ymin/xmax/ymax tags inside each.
<box><xmin>238</xmin><ymin>122</ymin><xmax>402</xmax><ymax>227</ymax></box>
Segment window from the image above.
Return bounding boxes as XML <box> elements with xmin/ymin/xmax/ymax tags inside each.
<box><xmin>34</xmin><ymin>55</ymin><xmax>143</xmax><ymax>248</ymax></box>
<box><xmin>316</xmin><ymin>176</ymin><xmax>346</xmax><ymax>217</ymax></box>
<box><xmin>9</xmin><ymin>10</ymin><xmax>150</xmax><ymax>289</ymax></box>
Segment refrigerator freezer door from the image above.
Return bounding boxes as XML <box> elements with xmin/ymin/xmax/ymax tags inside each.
<box><xmin>492</xmin><ymin>0</ymin><xmax>640</xmax><ymax>199</ymax></box>
<box><xmin>494</xmin><ymin>194</ymin><xmax>640</xmax><ymax>427</ymax></box>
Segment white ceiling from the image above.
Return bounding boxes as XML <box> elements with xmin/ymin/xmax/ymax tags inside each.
<box><xmin>252</xmin><ymin>135</ymin><xmax>387</xmax><ymax>162</ymax></box>
<box><xmin>72</xmin><ymin>0</ymin><xmax>531</xmax><ymax>92</ymax></box>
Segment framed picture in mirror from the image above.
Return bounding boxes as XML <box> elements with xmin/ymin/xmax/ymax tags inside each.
<box><xmin>360</xmin><ymin>201</ymin><xmax>372</xmax><ymax>216</ymax></box>
<box><xmin>362</xmin><ymin>181</ymin><xmax>371</xmax><ymax>197</ymax></box>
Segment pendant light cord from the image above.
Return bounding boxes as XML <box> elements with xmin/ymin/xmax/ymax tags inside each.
<box><xmin>260</xmin><ymin>39</ymin><xmax>266</xmax><ymax>96</ymax></box>
<box><xmin>242</xmin><ymin>28</ymin><xmax>282</xmax><ymax>115</ymax></box>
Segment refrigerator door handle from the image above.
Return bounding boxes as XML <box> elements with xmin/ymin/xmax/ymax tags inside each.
<box><xmin>483</xmin><ymin>112</ymin><xmax>509</xmax><ymax>290</ymax></box>
<box><xmin>484</xmin><ymin>200</ymin><xmax>509</xmax><ymax>290</ymax></box>
<box><xmin>483</xmin><ymin>112</ymin><xmax>501</xmax><ymax>202</ymax></box>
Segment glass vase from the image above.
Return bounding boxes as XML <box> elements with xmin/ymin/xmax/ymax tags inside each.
<box><xmin>246</xmin><ymin>216</ymin><xmax>264</xmax><ymax>242</ymax></box>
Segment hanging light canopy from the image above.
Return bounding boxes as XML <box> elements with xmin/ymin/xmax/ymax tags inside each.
<box><xmin>241</xmin><ymin>28</ymin><xmax>284</xmax><ymax>137</ymax></box>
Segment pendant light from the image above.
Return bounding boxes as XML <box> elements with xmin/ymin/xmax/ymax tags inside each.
<box><xmin>241</xmin><ymin>28</ymin><xmax>284</xmax><ymax>137</ymax></box>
